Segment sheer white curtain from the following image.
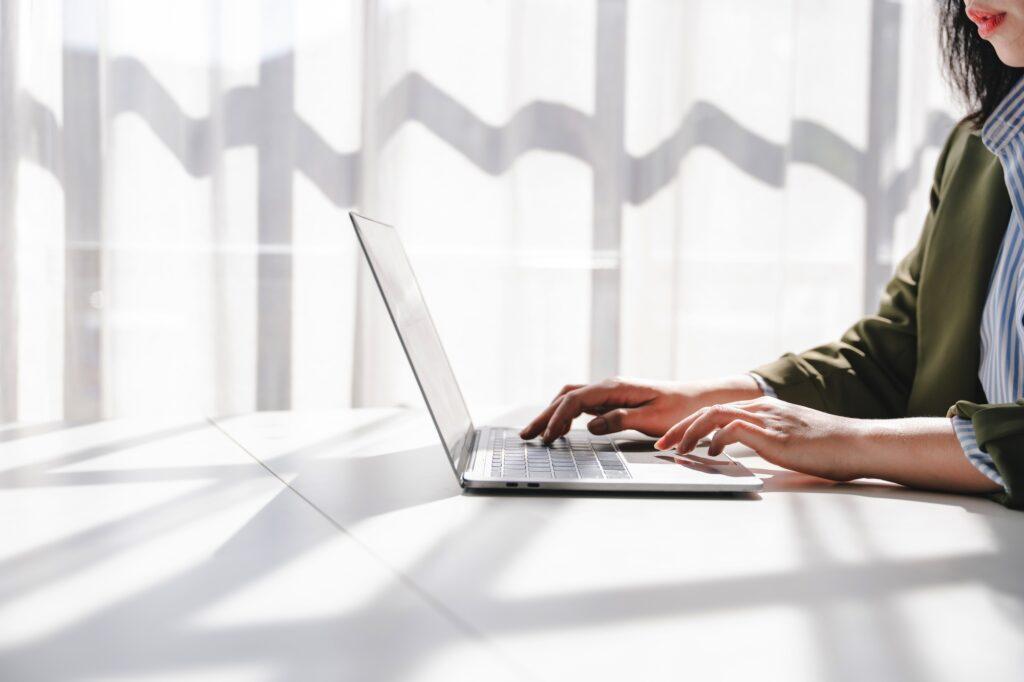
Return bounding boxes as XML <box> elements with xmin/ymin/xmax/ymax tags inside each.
<box><xmin>0</xmin><ymin>0</ymin><xmax>960</xmax><ymax>423</ymax></box>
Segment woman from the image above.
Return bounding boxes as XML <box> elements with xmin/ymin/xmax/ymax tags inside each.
<box><xmin>521</xmin><ymin>0</ymin><xmax>1024</xmax><ymax>509</ymax></box>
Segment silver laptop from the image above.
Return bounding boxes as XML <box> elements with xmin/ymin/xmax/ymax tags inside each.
<box><xmin>351</xmin><ymin>212</ymin><xmax>763</xmax><ymax>493</ymax></box>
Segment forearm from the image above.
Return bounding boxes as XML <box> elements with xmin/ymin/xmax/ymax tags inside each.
<box><xmin>848</xmin><ymin>418</ymin><xmax>1003</xmax><ymax>494</ymax></box>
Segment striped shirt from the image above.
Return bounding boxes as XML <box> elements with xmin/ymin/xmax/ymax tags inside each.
<box><xmin>951</xmin><ymin>75</ymin><xmax>1024</xmax><ymax>489</ymax></box>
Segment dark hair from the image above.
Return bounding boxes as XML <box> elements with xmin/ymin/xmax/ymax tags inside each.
<box><xmin>940</xmin><ymin>0</ymin><xmax>1024</xmax><ymax>126</ymax></box>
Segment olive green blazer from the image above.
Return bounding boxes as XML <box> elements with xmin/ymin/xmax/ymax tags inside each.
<box><xmin>754</xmin><ymin>120</ymin><xmax>1024</xmax><ymax>509</ymax></box>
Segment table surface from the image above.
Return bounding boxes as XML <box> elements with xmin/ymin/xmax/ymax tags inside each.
<box><xmin>1</xmin><ymin>408</ymin><xmax>1022</xmax><ymax>682</ymax></box>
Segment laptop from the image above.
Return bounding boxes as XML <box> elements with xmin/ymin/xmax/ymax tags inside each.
<box><xmin>350</xmin><ymin>212</ymin><xmax>763</xmax><ymax>493</ymax></box>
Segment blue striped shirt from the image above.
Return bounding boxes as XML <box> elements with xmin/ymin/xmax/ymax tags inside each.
<box><xmin>950</xmin><ymin>75</ymin><xmax>1024</xmax><ymax>489</ymax></box>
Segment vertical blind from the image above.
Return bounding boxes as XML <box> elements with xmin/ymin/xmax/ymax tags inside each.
<box><xmin>0</xmin><ymin>0</ymin><xmax>960</xmax><ymax>422</ymax></box>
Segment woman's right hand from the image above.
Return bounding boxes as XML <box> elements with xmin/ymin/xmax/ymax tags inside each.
<box><xmin>519</xmin><ymin>375</ymin><xmax>765</xmax><ymax>443</ymax></box>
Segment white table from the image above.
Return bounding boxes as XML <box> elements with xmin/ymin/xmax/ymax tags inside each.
<box><xmin>2</xmin><ymin>409</ymin><xmax>1022</xmax><ymax>681</ymax></box>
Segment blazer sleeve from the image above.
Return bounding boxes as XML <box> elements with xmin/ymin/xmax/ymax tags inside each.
<box><xmin>950</xmin><ymin>400</ymin><xmax>1024</xmax><ymax>509</ymax></box>
<box><xmin>751</xmin><ymin>127</ymin><xmax>960</xmax><ymax>419</ymax></box>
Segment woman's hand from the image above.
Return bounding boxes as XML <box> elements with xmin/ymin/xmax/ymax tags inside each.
<box><xmin>520</xmin><ymin>375</ymin><xmax>764</xmax><ymax>443</ymax></box>
<box><xmin>656</xmin><ymin>397</ymin><xmax>1005</xmax><ymax>493</ymax></box>
<box><xmin>526</xmin><ymin>383</ymin><xmax>1005</xmax><ymax>494</ymax></box>
<box><xmin>655</xmin><ymin>396</ymin><xmax>863</xmax><ymax>481</ymax></box>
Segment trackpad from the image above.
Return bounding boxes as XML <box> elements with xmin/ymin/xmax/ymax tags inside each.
<box><xmin>615</xmin><ymin>438</ymin><xmax>678</xmax><ymax>464</ymax></box>
<box><xmin>614</xmin><ymin>438</ymin><xmax>749</xmax><ymax>477</ymax></box>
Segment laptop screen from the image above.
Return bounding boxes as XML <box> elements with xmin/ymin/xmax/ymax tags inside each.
<box><xmin>350</xmin><ymin>213</ymin><xmax>476</xmax><ymax>478</ymax></box>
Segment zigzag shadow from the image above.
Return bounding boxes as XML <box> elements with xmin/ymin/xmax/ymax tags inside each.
<box><xmin>19</xmin><ymin>56</ymin><xmax>954</xmax><ymax>215</ymax></box>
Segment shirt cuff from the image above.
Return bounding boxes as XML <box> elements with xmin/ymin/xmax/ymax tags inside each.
<box><xmin>951</xmin><ymin>416</ymin><xmax>1007</xmax><ymax>489</ymax></box>
<box><xmin>749</xmin><ymin>372</ymin><xmax>778</xmax><ymax>399</ymax></box>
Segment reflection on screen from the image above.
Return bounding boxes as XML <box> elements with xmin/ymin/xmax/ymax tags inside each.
<box><xmin>351</xmin><ymin>213</ymin><xmax>475</xmax><ymax>475</ymax></box>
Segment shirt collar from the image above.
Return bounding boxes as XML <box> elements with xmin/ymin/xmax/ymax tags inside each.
<box><xmin>983</xmin><ymin>75</ymin><xmax>1024</xmax><ymax>155</ymax></box>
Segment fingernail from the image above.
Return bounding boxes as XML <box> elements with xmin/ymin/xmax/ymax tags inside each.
<box><xmin>542</xmin><ymin>430</ymin><xmax>550</xmax><ymax>442</ymax></box>
<box><xmin>590</xmin><ymin>417</ymin><xmax>608</xmax><ymax>434</ymax></box>
<box><xmin>654</xmin><ymin>439</ymin><xmax>665</xmax><ymax>450</ymax></box>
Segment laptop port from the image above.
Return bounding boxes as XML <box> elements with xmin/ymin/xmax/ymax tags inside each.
<box><xmin>505</xmin><ymin>482</ymin><xmax>518</xmax><ymax>488</ymax></box>
<box><xmin>527</xmin><ymin>483</ymin><xmax>540</xmax><ymax>488</ymax></box>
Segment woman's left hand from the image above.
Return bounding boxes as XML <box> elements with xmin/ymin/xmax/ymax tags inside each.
<box><xmin>654</xmin><ymin>396</ymin><xmax>864</xmax><ymax>481</ymax></box>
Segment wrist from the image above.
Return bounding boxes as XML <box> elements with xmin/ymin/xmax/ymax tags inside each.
<box><xmin>840</xmin><ymin>418</ymin><xmax>890</xmax><ymax>481</ymax></box>
<box><xmin>693</xmin><ymin>374</ymin><xmax>764</xmax><ymax>405</ymax></box>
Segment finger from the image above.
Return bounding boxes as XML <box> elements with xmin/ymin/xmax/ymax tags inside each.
<box><xmin>542</xmin><ymin>384</ymin><xmax>618</xmax><ymax>442</ymax></box>
<box><xmin>655</xmin><ymin>408</ymin><xmax>706</xmax><ymax>450</ymax></box>
<box><xmin>664</xmin><ymin>405</ymin><xmax>764</xmax><ymax>453</ymax></box>
<box><xmin>520</xmin><ymin>384</ymin><xmax>586</xmax><ymax>438</ymax></box>
<box><xmin>587</xmin><ymin>407</ymin><xmax>651</xmax><ymax>435</ymax></box>
<box><xmin>520</xmin><ymin>397</ymin><xmax>564</xmax><ymax>439</ymax></box>
<box><xmin>707</xmin><ymin>419</ymin><xmax>772</xmax><ymax>456</ymax></box>
<box><xmin>678</xmin><ymin>406</ymin><xmax>764</xmax><ymax>453</ymax></box>
<box><xmin>655</xmin><ymin>403</ymin><xmax>745</xmax><ymax>450</ymax></box>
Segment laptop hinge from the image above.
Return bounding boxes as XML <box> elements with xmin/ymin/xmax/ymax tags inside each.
<box><xmin>459</xmin><ymin>428</ymin><xmax>481</xmax><ymax>486</ymax></box>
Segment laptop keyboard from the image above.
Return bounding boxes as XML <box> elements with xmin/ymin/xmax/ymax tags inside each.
<box><xmin>488</xmin><ymin>429</ymin><xmax>631</xmax><ymax>480</ymax></box>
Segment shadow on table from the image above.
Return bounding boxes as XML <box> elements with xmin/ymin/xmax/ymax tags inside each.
<box><xmin>418</xmin><ymin>479</ymin><xmax>1024</xmax><ymax>682</ymax></box>
<box><xmin>279</xmin><ymin>442</ymin><xmax>465</xmax><ymax>525</ymax></box>
<box><xmin>0</xmin><ymin>420</ymin><xmax>91</xmax><ymax>443</ymax></box>
<box><xmin>467</xmin><ymin>487</ymin><xmax>763</xmax><ymax>502</ymax></box>
<box><xmin>748</xmin><ymin>465</ymin><xmax>1015</xmax><ymax>518</ymax></box>
<box><xmin>3</xmin><ymin>412</ymin><xmax>1022</xmax><ymax>682</ymax></box>
<box><xmin>0</xmin><ymin>415</ymin><xmax>494</xmax><ymax>681</ymax></box>
<box><xmin>234</xmin><ymin>410</ymin><xmax>465</xmax><ymax>526</ymax></box>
